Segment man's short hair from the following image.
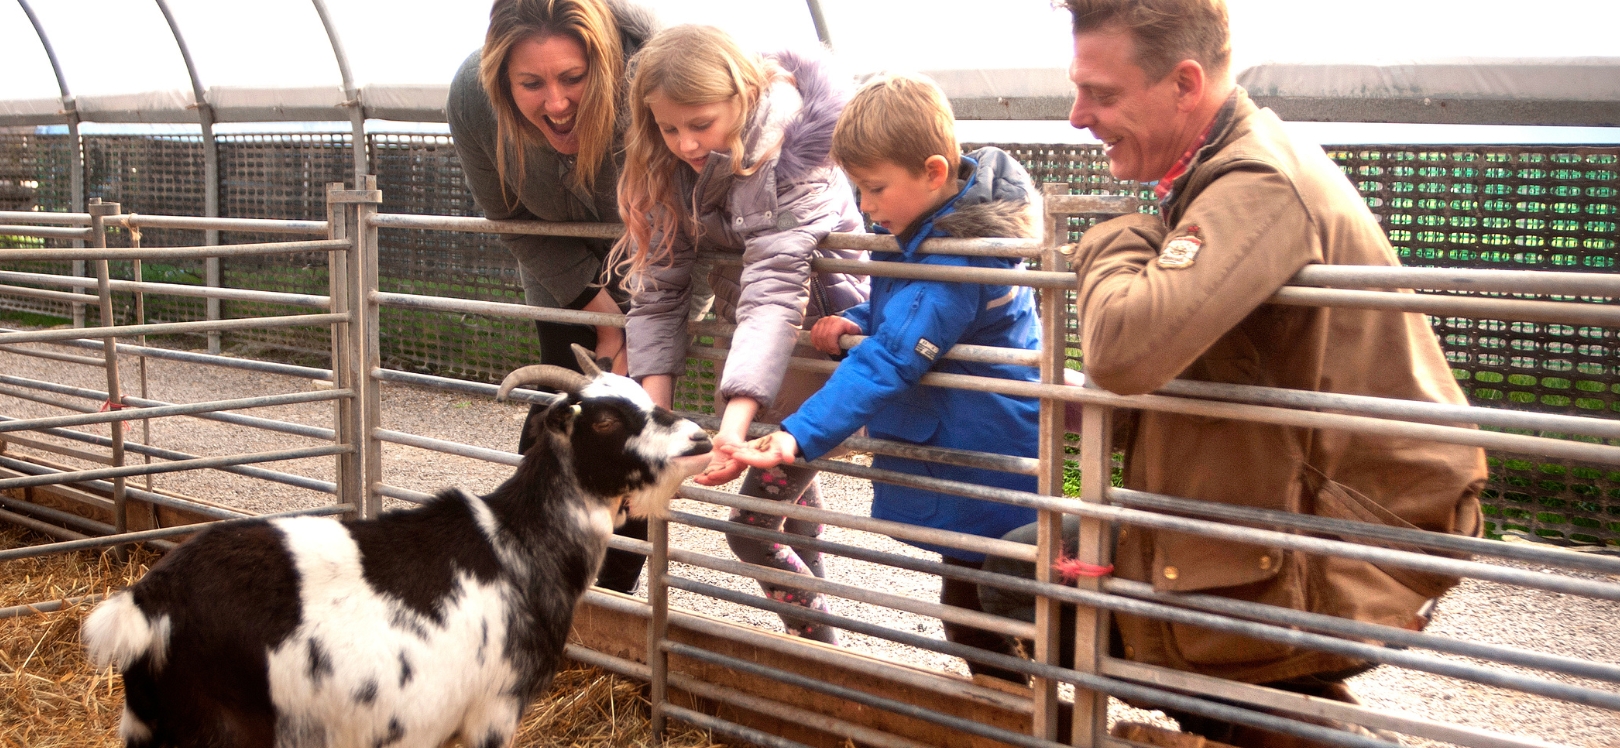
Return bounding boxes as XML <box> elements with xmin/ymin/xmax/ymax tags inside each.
<box><xmin>1063</xmin><ymin>0</ymin><xmax>1230</xmax><ymax>81</ymax></box>
<box><xmin>832</xmin><ymin>73</ymin><xmax>959</xmax><ymax>176</ymax></box>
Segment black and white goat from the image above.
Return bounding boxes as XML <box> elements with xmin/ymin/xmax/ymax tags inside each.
<box><xmin>82</xmin><ymin>346</ymin><xmax>712</xmax><ymax>748</ymax></box>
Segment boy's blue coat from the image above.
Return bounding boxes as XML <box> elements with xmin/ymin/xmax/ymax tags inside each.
<box><xmin>781</xmin><ymin>148</ymin><xmax>1042</xmax><ymax>562</ymax></box>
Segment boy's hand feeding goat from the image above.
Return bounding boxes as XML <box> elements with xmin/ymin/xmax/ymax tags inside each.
<box><xmin>82</xmin><ymin>345</ymin><xmax>712</xmax><ymax>748</ymax></box>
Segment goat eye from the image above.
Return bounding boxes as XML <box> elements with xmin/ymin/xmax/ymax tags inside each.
<box><xmin>591</xmin><ymin>416</ymin><xmax>621</xmax><ymax>434</ymax></box>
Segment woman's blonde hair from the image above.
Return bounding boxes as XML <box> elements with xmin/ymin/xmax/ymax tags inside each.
<box><xmin>480</xmin><ymin>0</ymin><xmax>624</xmax><ymax>194</ymax></box>
<box><xmin>612</xmin><ymin>25</ymin><xmax>771</xmax><ymax>282</ymax></box>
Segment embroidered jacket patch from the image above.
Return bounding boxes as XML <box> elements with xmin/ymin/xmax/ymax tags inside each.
<box><xmin>1157</xmin><ymin>235</ymin><xmax>1203</xmax><ymax>269</ymax></box>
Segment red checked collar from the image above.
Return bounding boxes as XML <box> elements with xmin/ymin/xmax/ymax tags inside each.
<box><xmin>1152</xmin><ymin>120</ymin><xmax>1215</xmax><ymax>202</ymax></box>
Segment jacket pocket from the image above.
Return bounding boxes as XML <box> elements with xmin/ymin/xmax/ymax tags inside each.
<box><xmin>1308</xmin><ymin>470</ymin><xmax>1462</xmax><ymax>600</ymax></box>
<box><xmin>1163</xmin><ymin>543</ymin><xmax>1304</xmax><ymax>667</ymax></box>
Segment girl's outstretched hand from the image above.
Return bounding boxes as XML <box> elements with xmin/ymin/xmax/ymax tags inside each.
<box><xmin>729</xmin><ymin>431</ymin><xmax>799</xmax><ymax>470</ymax></box>
<box><xmin>694</xmin><ymin>432</ymin><xmax>750</xmax><ymax>486</ymax></box>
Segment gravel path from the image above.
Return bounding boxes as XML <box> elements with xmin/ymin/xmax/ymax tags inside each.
<box><xmin>1</xmin><ymin>340</ymin><xmax>1616</xmax><ymax>746</ymax></box>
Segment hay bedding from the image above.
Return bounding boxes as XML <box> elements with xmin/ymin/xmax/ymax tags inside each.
<box><xmin>0</xmin><ymin>526</ymin><xmax>734</xmax><ymax>748</ymax></box>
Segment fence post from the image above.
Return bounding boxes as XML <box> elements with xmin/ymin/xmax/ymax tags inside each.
<box><xmin>324</xmin><ymin>182</ymin><xmax>363</xmax><ymax>518</ymax></box>
<box><xmin>354</xmin><ymin>176</ymin><xmax>383</xmax><ymax>519</ymax></box>
<box><xmin>1033</xmin><ymin>182</ymin><xmax>1070</xmax><ymax>741</ymax></box>
<box><xmin>87</xmin><ymin>198</ymin><xmax>127</xmax><ymax>559</ymax></box>
<box><xmin>648</xmin><ymin>516</ymin><xmax>672</xmax><ymax>739</ymax></box>
<box><xmin>1071</xmin><ymin>397</ymin><xmax>1114</xmax><ymax>747</ymax></box>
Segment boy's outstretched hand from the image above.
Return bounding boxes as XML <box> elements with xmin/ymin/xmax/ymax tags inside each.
<box><xmin>729</xmin><ymin>431</ymin><xmax>800</xmax><ymax>470</ymax></box>
<box><xmin>810</xmin><ymin>316</ymin><xmax>861</xmax><ymax>356</ymax></box>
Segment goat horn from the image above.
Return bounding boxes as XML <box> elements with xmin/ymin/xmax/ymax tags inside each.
<box><xmin>495</xmin><ymin>365</ymin><xmax>590</xmax><ymax>402</ymax></box>
<box><xmin>571</xmin><ymin>343</ymin><xmax>604</xmax><ymax>378</ymax></box>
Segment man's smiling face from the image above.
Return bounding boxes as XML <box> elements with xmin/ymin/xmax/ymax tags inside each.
<box><xmin>1067</xmin><ymin>26</ymin><xmax>1189</xmax><ymax>183</ymax></box>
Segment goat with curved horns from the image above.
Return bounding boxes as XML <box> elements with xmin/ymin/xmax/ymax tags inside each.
<box><xmin>84</xmin><ymin>344</ymin><xmax>712</xmax><ymax>748</ymax></box>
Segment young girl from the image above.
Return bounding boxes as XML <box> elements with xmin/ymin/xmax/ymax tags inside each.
<box><xmin>614</xmin><ymin>25</ymin><xmax>867</xmax><ymax>644</ymax></box>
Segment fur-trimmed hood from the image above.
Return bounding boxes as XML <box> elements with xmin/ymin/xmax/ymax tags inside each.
<box><xmin>734</xmin><ymin>48</ymin><xmax>850</xmax><ymax>183</ymax></box>
<box><xmin>898</xmin><ymin>147</ymin><xmax>1043</xmax><ymax>250</ymax></box>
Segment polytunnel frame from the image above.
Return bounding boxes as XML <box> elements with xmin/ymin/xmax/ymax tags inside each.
<box><xmin>1</xmin><ymin>184</ymin><xmax>1620</xmax><ymax>746</ymax></box>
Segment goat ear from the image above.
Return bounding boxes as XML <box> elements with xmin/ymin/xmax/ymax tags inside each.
<box><xmin>571</xmin><ymin>343</ymin><xmax>604</xmax><ymax>378</ymax></box>
<box><xmin>545</xmin><ymin>399</ymin><xmax>582</xmax><ymax>432</ymax></box>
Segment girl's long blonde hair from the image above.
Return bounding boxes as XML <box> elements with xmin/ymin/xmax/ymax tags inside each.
<box><xmin>612</xmin><ymin>25</ymin><xmax>771</xmax><ymax>282</ymax></box>
<box><xmin>479</xmin><ymin>0</ymin><xmax>623</xmax><ymax>195</ymax></box>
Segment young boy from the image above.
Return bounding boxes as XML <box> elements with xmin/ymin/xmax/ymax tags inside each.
<box><xmin>728</xmin><ymin>72</ymin><xmax>1043</xmax><ymax>684</ymax></box>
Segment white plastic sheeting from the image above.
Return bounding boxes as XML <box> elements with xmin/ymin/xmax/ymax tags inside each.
<box><xmin>3</xmin><ymin>0</ymin><xmax>1619</xmax><ymax>127</ymax></box>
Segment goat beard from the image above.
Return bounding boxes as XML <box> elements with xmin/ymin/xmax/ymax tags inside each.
<box><xmin>620</xmin><ymin>456</ymin><xmax>706</xmax><ymax>521</ymax></box>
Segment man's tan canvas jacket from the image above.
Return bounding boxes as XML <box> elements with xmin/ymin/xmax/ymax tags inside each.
<box><xmin>1069</xmin><ymin>88</ymin><xmax>1488</xmax><ymax>684</ymax></box>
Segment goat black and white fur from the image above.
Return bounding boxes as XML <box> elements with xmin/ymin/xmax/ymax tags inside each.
<box><xmin>83</xmin><ymin>348</ymin><xmax>712</xmax><ymax>748</ymax></box>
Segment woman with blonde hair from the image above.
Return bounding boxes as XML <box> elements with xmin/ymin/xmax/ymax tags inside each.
<box><xmin>448</xmin><ymin>0</ymin><xmax>656</xmax><ymax>593</ymax></box>
<box><xmin>615</xmin><ymin>25</ymin><xmax>868</xmax><ymax>644</ymax></box>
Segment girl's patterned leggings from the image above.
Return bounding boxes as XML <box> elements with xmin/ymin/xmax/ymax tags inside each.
<box><xmin>726</xmin><ymin>463</ymin><xmax>840</xmax><ymax>644</ymax></box>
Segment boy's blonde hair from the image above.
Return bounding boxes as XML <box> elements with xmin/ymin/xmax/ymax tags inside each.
<box><xmin>832</xmin><ymin>73</ymin><xmax>958</xmax><ymax>176</ymax></box>
<box><xmin>613</xmin><ymin>25</ymin><xmax>775</xmax><ymax>282</ymax></box>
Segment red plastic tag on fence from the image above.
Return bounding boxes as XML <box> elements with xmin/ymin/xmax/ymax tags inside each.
<box><xmin>98</xmin><ymin>400</ymin><xmax>127</xmax><ymax>412</ymax></box>
<box><xmin>1054</xmin><ymin>553</ymin><xmax>1114</xmax><ymax>582</ymax></box>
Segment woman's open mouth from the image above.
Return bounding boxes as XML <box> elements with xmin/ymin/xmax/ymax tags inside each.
<box><xmin>544</xmin><ymin>113</ymin><xmax>576</xmax><ymax>135</ymax></box>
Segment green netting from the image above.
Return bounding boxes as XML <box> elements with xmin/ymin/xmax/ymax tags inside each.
<box><xmin>1</xmin><ymin>133</ymin><xmax>1616</xmax><ymax>545</ymax></box>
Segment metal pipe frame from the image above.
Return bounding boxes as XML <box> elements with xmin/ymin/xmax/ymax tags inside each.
<box><xmin>308</xmin><ymin>0</ymin><xmax>369</xmax><ymax>187</ymax></box>
<box><xmin>0</xmin><ymin>389</ymin><xmax>351</xmax><ymax>435</ymax></box>
<box><xmin>0</xmin><ymin>504</ymin><xmax>352</xmax><ymax>563</ymax></box>
<box><xmin>110</xmin><ymin>213</ymin><xmax>327</xmax><ymax>235</ymax></box>
<box><xmin>0</xmin><ymin>224</ymin><xmax>93</xmax><ymax>240</ymax></box>
<box><xmin>0</xmin><ymin>444</ymin><xmax>350</xmax><ymax>492</ymax></box>
<box><xmin>0</xmin><ymin>269</ymin><xmax>331</xmax><ymax>307</ymax></box>
<box><xmin>0</xmin><ymin>238</ymin><xmax>351</xmax><ymax>262</ymax></box>
<box><xmin>0</xmin><ymin>330</ymin><xmax>335</xmax><ymax>381</ymax></box>
<box><xmin>0</xmin><ymin>453</ymin><xmax>321</xmax><ymax>518</ymax></box>
<box><xmin>0</xmin><ymin>313</ymin><xmax>348</xmax><ymax>346</ymax></box>
<box><xmin>0</xmin><ymin>211</ymin><xmax>91</xmax><ymax>226</ymax></box>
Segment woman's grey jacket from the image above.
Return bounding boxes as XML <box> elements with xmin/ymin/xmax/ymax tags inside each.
<box><xmin>625</xmin><ymin>49</ymin><xmax>868</xmax><ymax>410</ymax></box>
<box><xmin>446</xmin><ymin>0</ymin><xmax>656</xmax><ymax>309</ymax></box>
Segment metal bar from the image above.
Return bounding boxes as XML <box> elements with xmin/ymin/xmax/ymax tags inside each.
<box><xmin>110</xmin><ymin>214</ymin><xmax>327</xmax><ymax>234</ymax></box>
<box><xmin>0</xmin><ymin>270</ymin><xmax>330</xmax><ymax>307</ymax></box>
<box><xmin>0</xmin><ymin>330</ymin><xmax>333</xmax><ymax>380</ymax></box>
<box><xmin>1272</xmin><ymin>285</ymin><xmax>1620</xmax><ymax>327</ymax></box>
<box><xmin>1109</xmin><ymin>488</ymin><xmax>1620</xmax><ymax>577</ymax></box>
<box><xmin>666</xmin><ymin>642</ymin><xmax>1067</xmax><ymax>748</ymax></box>
<box><xmin>1292</xmin><ymin>264</ymin><xmax>1620</xmax><ymax>298</ymax></box>
<box><xmin>88</xmin><ymin>200</ymin><xmax>129</xmax><ymax>558</ymax></box>
<box><xmin>372</xmin><ymin>368</ymin><xmax>560</xmax><ymax>406</ymax></box>
<box><xmin>0</xmin><ymin>283</ymin><xmax>102</xmax><ymax>306</ymax></box>
<box><xmin>0</xmin><ymin>390</ymin><xmax>351</xmax><ymax>435</ymax></box>
<box><xmin>375</xmin><ymin>483</ymin><xmax>434</xmax><ymax>504</ymax></box>
<box><xmin>368</xmin><ymin>213</ymin><xmax>623</xmax><ymax>239</ymax></box>
<box><xmin>0</xmin><ymin>238</ymin><xmax>350</xmax><ymax>262</ymax></box>
<box><xmin>1154</xmin><ymin>374</ymin><xmax>1620</xmax><ymax>442</ymax></box>
<box><xmin>0</xmin><ymin>344</ymin><xmax>103</xmax><ymax>367</ymax></box>
<box><xmin>819</xmin><ymin>233</ymin><xmax>1043</xmax><ymax>258</ymax></box>
<box><xmin>804</xmin><ymin>0</ymin><xmax>832</xmax><ymax>46</ymax></box>
<box><xmin>373</xmin><ymin>290</ymin><xmax>620</xmax><ymax>327</ymax></box>
<box><xmin>309</xmin><ymin>0</ymin><xmax>367</xmax><ymax>186</ymax></box>
<box><xmin>354</xmin><ymin>182</ymin><xmax>384</xmax><ymax>518</ymax></box>
<box><xmin>566</xmin><ymin>645</ymin><xmax>939</xmax><ymax>748</ymax></box>
<box><xmin>0</xmin><ymin>224</ymin><xmax>92</xmax><ymax>240</ymax></box>
<box><xmin>0</xmin><ymin>494</ymin><xmax>113</xmax><ymax>535</ymax></box>
<box><xmin>810</xmin><ymin>459</ymin><xmax>1620</xmax><ymax>601</ymax></box>
<box><xmin>0</xmin><ymin>504</ymin><xmax>352</xmax><ymax>562</ymax></box>
<box><xmin>0</xmin><ymin>506</ymin><xmax>89</xmax><ymax>541</ymax></box>
<box><xmin>1046</xmin><ymin>194</ymin><xmax>1142</xmax><ymax>215</ymax></box>
<box><xmin>1073</xmin><ymin>398</ymin><xmax>1113</xmax><ymax>747</ymax></box>
<box><xmin>1032</xmin><ymin>191</ymin><xmax>1066</xmax><ymax>743</ymax></box>
<box><xmin>685</xmin><ymin>412</ymin><xmax>1037</xmax><ymax>476</ymax></box>
<box><xmin>678</xmin><ymin>485</ymin><xmax>1035</xmax><ymax>561</ymax></box>
<box><xmin>0</xmin><ymin>313</ymin><xmax>349</xmax><ymax>345</ymax></box>
<box><xmin>663</xmin><ymin>705</ymin><xmax>816</xmax><ymax>748</ymax></box>
<box><xmin>0</xmin><ymin>595</ymin><xmax>103</xmax><ymax>621</ymax></box>
<box><xmin>669</xmin><ymin>576</ymin><xmax>1391</xmax><ymax>748</ymax></box>
<box><xmin>814</xmin><ymin>256</ymin><xmax>1076</xmax><ymax>288</ymax></box>
<box><xmin>667</xmin><ymin>541</ymin><xmax>1033</xmax><ymax>639</ymax></box>
<box><xmin>1100</xmin><ymin>578</ymin><xmax>1620</xmax><ymax>685</ymax></box>
<box><xmin>0</xmin><ymin>424</ymin><xmax>348</xmax><ymax>498</ymax></box>
<box><xmin>0</xmin><ymin>445</ymin><xmax>350</xmax><ymax>492</ymax></box>
<box><xmin>327</xmin><ymin>182</ymin><xmax>360</xmax><ymax>518</ymax></box>
<box><xmin>0</xmin><ymin>211</ymin><xmax>90</xmax><ymax>226</ymax></box>
<box><xmin>1101</xmin><ymin>659</ymin><xmax>1558</xmax><ymax>748</ymax></box>
<box><xmin>372</xmin><ymin>429</ymin><xmax>521</xmax><ymax>467</ymax></box>
<box><xmin>0</xmin><ymin>382</ymin><xmax>96</xmax><ymax>413</ymax></box>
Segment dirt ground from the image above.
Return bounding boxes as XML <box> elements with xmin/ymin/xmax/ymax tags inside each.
<box><xmin>0</xmin><ymin>339</ymin><xmax>1617</xmax><ymax>747</ymax></box>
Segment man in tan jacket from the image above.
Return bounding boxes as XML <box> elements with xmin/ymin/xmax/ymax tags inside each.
<box><xmin>982</xmin><ymin>0</ymin><xmax>1488</xmax><ymax>745</ymax></box>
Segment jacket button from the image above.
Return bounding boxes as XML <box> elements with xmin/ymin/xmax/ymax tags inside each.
<box><xmin>1260</xmin><ymin>555</ymin><xmax>1273</xmax><ymax>571</ymax></box>
<box><xmin>1124</xmin><ymin>645</ymin><xmax>1135</xmax><ymax>658</ymax></box>
<box><xmin>1162</xmin><ymin>566</ymin><xmax>1179</xmax><ymax>581</ymax></box>
<box><xmin>764</xmin><ymin>210</ymin><xmax>772</xmax><ymax>219</ymax></box>
<box><xmin>734</xmin><ymin>216</ymin><xmax>744</xmax><ymax>226</ymax></box>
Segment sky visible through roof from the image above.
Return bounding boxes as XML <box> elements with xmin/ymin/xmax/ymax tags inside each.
<box><xmin>3</xmin><ymin>0</ymin><xmax>1618</xmax><ymax>144</ymax></box>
